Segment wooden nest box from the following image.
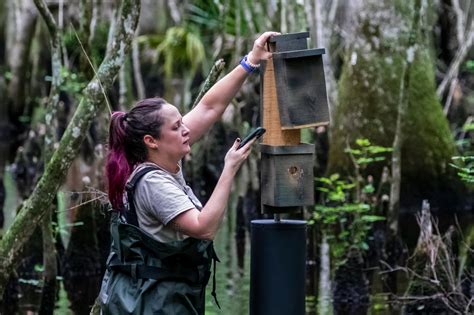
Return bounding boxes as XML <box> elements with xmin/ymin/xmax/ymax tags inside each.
<box><xmin>260</xmin><ymin>32</ymin><xmax>330</xmax><ymax>214</ymax></box>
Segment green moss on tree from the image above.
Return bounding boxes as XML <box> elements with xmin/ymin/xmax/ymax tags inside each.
<box><xmin>328</xmin><ymin>2</ymin><xmax>462</xmax><ymax>208</ymax></box>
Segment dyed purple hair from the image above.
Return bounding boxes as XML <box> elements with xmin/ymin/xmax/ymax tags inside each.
<box><xmin>106</xmin><ymin>98</ymin><xmax>167</xmax><ymax>210</ymax></box>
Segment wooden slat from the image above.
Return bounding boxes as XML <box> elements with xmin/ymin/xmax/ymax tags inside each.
<box><xmin>261</xmin><ymin>60</ymin><xmax>300</xmax><ymax>145</ymax></box>
<box><xmin>273</xmin><ymin>51</ymin><xmax>330</xmax><ymax>129</ymax></box>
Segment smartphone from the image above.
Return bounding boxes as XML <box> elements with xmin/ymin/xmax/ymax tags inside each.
<box><xmin>237</xmin><ymin>127</ymin><xmax>266</xmax><ymax>149</ymax></box>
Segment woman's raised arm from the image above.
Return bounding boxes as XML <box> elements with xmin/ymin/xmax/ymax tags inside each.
<box><xmin>183</xmin><ymin>31</ymin><xmax>279</xmax><ymax>144</ymax></box>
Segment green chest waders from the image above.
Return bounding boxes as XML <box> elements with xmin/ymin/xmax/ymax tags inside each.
<box><xmin>99</xmin><ymin>166</ymin><xmax>220</xmax><ymax>315</ymax></box>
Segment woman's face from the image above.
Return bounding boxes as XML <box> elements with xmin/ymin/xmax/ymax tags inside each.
<box><xmin>154</xmin><ymin>103</ymin><xmax>191</xmax><ymax>160</ymax></box>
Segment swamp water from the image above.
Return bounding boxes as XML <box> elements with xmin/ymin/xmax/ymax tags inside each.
<box><xmin>203</xmin><ymin>210</ymin><xmax>474</xmax><ymax>315</ymax></box>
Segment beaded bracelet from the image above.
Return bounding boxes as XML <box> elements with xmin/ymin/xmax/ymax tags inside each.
<box><xmin>240</xmin><ymin>54</ymin><xmax>260</xmax><ymax>73</ymax></box>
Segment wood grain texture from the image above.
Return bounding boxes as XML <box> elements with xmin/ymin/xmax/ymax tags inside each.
<box><xmin>273</xmin><ymin>50</ymin><xmax>330</xmax><ymax>128</ymax></box>
<box><xmin>260</xmin><ymin>144</ymin><xmax>314</xmax><ymax>208</ymax></box>
<box><xmin>261</xmin><ymin>60</ymin><xmax>300</xmax><ymax>145</ymax></box>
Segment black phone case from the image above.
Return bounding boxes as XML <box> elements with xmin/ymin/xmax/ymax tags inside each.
<box><xmin>237</xmin><ymin>127</ymin><xmax>266</xmax><ymax>149</ymax></box>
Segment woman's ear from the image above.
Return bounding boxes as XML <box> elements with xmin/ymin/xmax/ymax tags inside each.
<box><xmin>143</xmin><ymin>135</ymin><xmax>159</xmax><ymax>150</ymax></box>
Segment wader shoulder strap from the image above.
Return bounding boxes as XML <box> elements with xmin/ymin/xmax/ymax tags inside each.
<box><xmin>125</xmin><ymin>166</ymin><xmax>160</xmax><ymax>227</ymax></box>
<box><xmin>210</xmin><ymin>245</ymin><xmax>221</xmax><ymax>309</ymax></box>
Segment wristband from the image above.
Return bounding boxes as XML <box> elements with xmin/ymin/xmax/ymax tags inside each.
<box><xmin>240</xmin><ymin>54</ymin><xmax>259</xmax><ymax>74</ymax></box>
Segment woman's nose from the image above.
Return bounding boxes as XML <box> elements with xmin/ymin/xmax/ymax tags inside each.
<box><xmin>183</xmin><ymin>124</ymin><xmax>190</xmax><ymax>134</ymax></box>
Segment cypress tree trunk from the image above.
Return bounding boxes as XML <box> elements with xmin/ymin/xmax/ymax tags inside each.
<box><xmin>0</xmin><ymin>0</ymin><xmax>38</xmax><ymax>230</ymax></box>
<box><xmin>328</xmin><ymin>0</ymin><xmax>461</xmax><ymax>211</ymax></box>
<box><xmin>386</xmin><ymin>0</ymin><xmax>423</xmax><ymax>298</ymax></box>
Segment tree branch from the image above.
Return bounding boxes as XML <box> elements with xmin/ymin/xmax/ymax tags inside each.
<box><xmin>32</xmin><ymin>0</ymin><xmax>63</xmax><ymax>311</ymax></box>
<box><xmin>132</xmin><ymin>27</ymin><xmax>146</xmax><ymax>100</ymax></box>
<box><xmin>452</xmin><ymin>0</ymin><xmax>466</xmax><ymax>46</ymax></box>
<box><xmin>436</xmin><ymin>23</ymin><xmax>474</xmax><ymax>98</ymax></box>
<box><xmin>328</xmin><ymin>0</ymin><xmax>339</xmax><ymax>27</ymax></box>
<box><xmin>443</xmin><ymin>78</ymin><xmax>459</xmax><ymax>115</ymax></box>
<box><xmin>0</xmin><ymin>0</ymin><xmax>141</xmax><ymax>296</ymax></box>
<box><xmin>192</xmin><ymin>59</ymin><xmax>226</xmax><ymax>108</ymax></box>
<box><xmin>33</xmin><ymin>0</ymin><xmax>62</xmax><ymax>159</ymax></box>
<box><xmin>167</xmin><ymin>0</ymin><xmax>181</xmax><ymax>25</ymax></box>
<box><xmin>32</xmin><ymin>0</ymin><xmax>58</xmax><ymax>39</ymax></box>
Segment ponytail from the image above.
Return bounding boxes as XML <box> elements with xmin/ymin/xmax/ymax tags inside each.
<box><xmin>105</xmin><ymin>98</ymin><xmax>167</xmax><ymax>211</ymax></box>
<box><xmin>106</xmin><ymin>111</ymin><xmax>132</xmax><ymax>210</ymax></box>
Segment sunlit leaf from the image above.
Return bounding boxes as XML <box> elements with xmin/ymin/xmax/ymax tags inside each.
<box><xmin>361</xmin><ymin>215</ymin><xmax>385</xmax><ymax>222</ymax></box>
<box><xmin>362</xmin><ymin>184</ymin><xmax>375</xmax><ymax>194</ymax></box>
<box><xmin>356</xmin><ymin>138</ymin><xmax>371</xmax><ymax>147</ymax></box>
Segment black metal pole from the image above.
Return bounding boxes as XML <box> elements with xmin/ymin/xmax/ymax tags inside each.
<box><xmin>250</xmin><ymin>219</ymin><xmax>306</xmax><ymax>315</ymax></box>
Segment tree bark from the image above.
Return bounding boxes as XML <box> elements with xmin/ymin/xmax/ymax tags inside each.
<box><xmin>6</xmin><ymin>0</ymin><xmax>37</xmax><ymax>119</ymax></box>
<box><xmin>318</xmin><ymin>233</ymin><xmax>332</xmax><ymax>315</ymax></box>
<box><xmin>119</xmin><ymin>61</ymin><xmax>128</xmax><ymax>109</ymax></box>
<box><xmin>79</xmin><ymin>0</ymin><xmax>94</xmax><ymax>77</ymax></box>
<box><xmin>0</xmin><ymin>0</ymin><xmax>38</xmax><ymax>195</ymax></box>
<box><xmin>167</xmin><ymin>0</ymin><xmax>181</xmax><ymax>25</ymax></box>
<box><xmin>304</xmin><ymin>0</ymin><xmax>339</xmax><ymax>121</ymax></box>
<box><xmin>32</xmin><ymin>0</ymin><xmax>63</xmax><ymax>312</ymax></box>
<box><xmin>384</xmin><ymin>0</ymin><xmax>422</xmax><ymax>300</ymax></box>
<box><xmin>39</xmin><ymin>209</ymin><xmax>57</xmax><ymax>315</ymax></box>
<box><xmin>0</xmin><ymin>0</ymin><xmax>38</xmax><ymax>232</ymax></box>
<box><xmin>132</xmin><ymin>28</ymin><xmax>146</xmax><ymax>100</ymax></box>
<box><xmin>388</xmin><ymin>0</ymin><xmax>422</xmax><ymax>237</ymax></box>
<box><xmin>0</xmin><ymin>0</ymin><xmax>141</xmax><ymax>297</ymax></box>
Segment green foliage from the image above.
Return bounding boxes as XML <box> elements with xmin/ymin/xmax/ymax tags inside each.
<box><xmin>186</xmin><ymin>2</ymin><xmax>221</xmax><ymax>31</ymax></box>
<box><xmin>58</xmin><ymin>67</ymin><xmax>87</xmax><ymax>98</ymax></box>
<box><xmin>89</xmin><ymin>22</ymin><xmax>111</xmax><ymax>66</ymax></box>
<box><xmin>451</xmin><ymin>156</ymin><xmax>474</xmax><ymax>183</ymax></box>
<box><xmin>62</xmin><ymin>21</ymin><xmax>110</xmax><ymax>68</ymax></box>
<box><xmin>451</xmin><ymin>120</ymin><xmax>474</xmax><ymax>185</ymax></box>
<box><xmin>34</xmin><ymin>264</ymin><xmax>44</xmax><ymax>272</ymax></box>
<box><xmin>186</xmin><ymin>0</ymin><xmax>262</xmax><ymax>37</ymax></box>
<box><xmin>45</xmin><ymin>67</ymin><xmax>87</xmax><ymax>98</ymax></box>
<box><xmin>312</xmin><ymin>175</ymin><xmax>384</xmax><ymax>263</ymax></box>
<box><xmin>464</xmin><ymin>59</ymin><xmax>474</xmax><ymax>72</ymax></box>
<box><xmin>311</xmin><ymin>139</ymin><xmax>388</xmax><ymax>265</ymax></box>
<box><xmin>462</xmin><ymin>122</ymin><xmax>474</xmax><ymax>132</ymax></box>
<box><xmin>142</xmin><ymin>26</ymin><xmax>205</xmax><ymax>80</ymax></box>
<box><xmin>345</xmin><ymin>138</ymin><xmax>393</xmax><ymax>166</ymax></box>
<box><xmin>2</xmin><ymin>70</ymin><xmax>12</xmax><ymax>81</ymax></box>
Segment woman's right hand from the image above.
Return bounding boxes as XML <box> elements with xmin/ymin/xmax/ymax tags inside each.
<box><xmin>248</xmin><ymin>31</ymin><xmax>280</xmax><ymax>65</ymax></box>
<box><xmin>224</xmin><ymin>138</ymin><xmax>255</xmax><ymax>175</ymax></box>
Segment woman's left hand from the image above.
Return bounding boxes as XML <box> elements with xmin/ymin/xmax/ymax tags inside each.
<box><xmin>248</xmin><ymin>31</ymin><xmax>281</xmax><ymax>65</ymax></box>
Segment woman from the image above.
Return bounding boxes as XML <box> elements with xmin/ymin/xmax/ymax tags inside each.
<box><xmin>99</xmin><ymin>32</ymin><xmax>279</xmax><ymax>314</ymax></box>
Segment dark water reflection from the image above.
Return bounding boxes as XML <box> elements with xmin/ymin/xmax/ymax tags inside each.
<box><xmin>204</xmin><ymin>211</ymin><xmax>474</xmax><ymax>315</ymax></box>
<box><xmin>44</xmin><ymin>209</ymin><xmax>473</xmax><ymax>314</ymax></box>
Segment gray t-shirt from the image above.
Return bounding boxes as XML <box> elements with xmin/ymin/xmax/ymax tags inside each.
<box><xmin>127</xmin><ymin>162</ymin><xmax>202</xmax><ymax>242</ymax></box>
